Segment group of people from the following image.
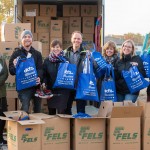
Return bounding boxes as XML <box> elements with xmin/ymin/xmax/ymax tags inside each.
<box><xmin>0</xmin><ymin>29</ymin><xmax>149</xmax><ymax>145</ymax></box>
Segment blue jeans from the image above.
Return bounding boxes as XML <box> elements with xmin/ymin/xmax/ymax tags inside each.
<box><xmin>18</xmin><ymin>87</ymin><xmax>41</xmax><ymax>113</ymax></box>
<box><xmin>117</xmin><ymin>93</ymin><xmax>138</xmax><ymax>103</ymax></box>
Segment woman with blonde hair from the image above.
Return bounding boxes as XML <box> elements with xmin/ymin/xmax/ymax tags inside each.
<box><xmin>114</xmin><ymin>39</ymin><xmax>146</xmax><ymax>102</ymax></box>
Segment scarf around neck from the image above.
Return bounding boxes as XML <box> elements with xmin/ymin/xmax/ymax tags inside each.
<box><xmin>49</xmin><ymin>51</ymin><xmax>64</xmax><ymax>62</ymax></box>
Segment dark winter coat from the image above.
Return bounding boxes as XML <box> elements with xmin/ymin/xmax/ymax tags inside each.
<box><xmin>0</xmin><ymin>55</ymin><xmax>8</xmax><ymax>98</ymax></box>
<box><xmin>9</xmin><ymin>46</ymin><xmax>43</xmax><ymax>81</ymax></box>
<box><xmin>43</xmin><ymin>57</ymin><xmax>70</xmax><ymax>109</ymax></box>
<box><xmin>114</xmin><ymin>54</ymin><xmax>146</xmax><ymax>95</ymax></box>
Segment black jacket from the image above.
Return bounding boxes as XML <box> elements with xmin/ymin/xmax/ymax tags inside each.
<box><xmin>9</xmin><ymin>46</ymin><xmax>43</xmax><ymax>81</ymax></box>
<box><xmin>43</xmin><ymin>58</ymin><xmax>60</xmax><ymax>90</ymax></box>
<box><xmin>114</xmin><ymin>55</ymin><xmax>146</xmax><ymax>95</ymax></box>
<box><xmin>64</xmin><ymin>46</ymin><xmax>86</xmax><ymax>75</ymax></box>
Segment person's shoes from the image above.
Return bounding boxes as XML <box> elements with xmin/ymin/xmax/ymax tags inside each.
<box><xmin>43</xmin><ymin>89</ymin><xmax>52</xmax><ymax>95</ymax></box>
<box><xmin>0</xmin><ymin>139</ymin><xmax>7</xmax><ymax>145</ymax></box>
<box><xmin>34</xmin><ymin>89</ymin><xmax>41</xmax><ymax>97</ymax></box>
<box><xmin>35</xmin><ymin>89</ymin><xmax>53</xmax><ymax>99</ymax></box>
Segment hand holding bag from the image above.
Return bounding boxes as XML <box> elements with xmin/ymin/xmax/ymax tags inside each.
<box><xmin>75</xmin><ymin>54</ymin><xmax>99</xmax><ymax>102</ymax></box>
<box><xmin>53</xmin><ymin>57</ymin><xmax>77</xmax><ymax>89</ymax></box>
<box><xmin>91</xmin><ymin>43</ymin><xmax>107</xmax><ymax>78</ymax></box>
<box><xmin>100</xmin><ymin>64</ymin><xmax>117</xmax><ymax>102</ymax></box>
<box><xmin>122</xmin><ymin>65</ymin><xmax>149</xmax><ymax>93</ymax></box>
<box><xmin>16</xmin><ymin>56</ymin><xmax>37</xmax><ymax>91</ymax></box>
<box><xmin>141</xmin><ymin>51</ymin><xmax>150</xmax><ymax>78</ymax></box>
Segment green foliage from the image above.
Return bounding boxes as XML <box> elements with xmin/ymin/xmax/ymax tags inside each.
<box><xmin>0</xmin><ymin>0</ymin><xmax>14</xmax><ymax>24</ymax></box>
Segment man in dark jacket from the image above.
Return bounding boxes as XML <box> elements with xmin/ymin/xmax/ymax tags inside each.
<box><xmin>0</xmin><ymin>54</ymin><xmax>8</xmax><ymax>145</ymax></box>
<box><xmin>9</xmin><ymin>30</ymin><xmax>43</xmax><ymax>113</ymax></box>
<box><xmin>64</xmin><ymin>31</ymin><xmax>87</xmax><ymax>115</ymax></box>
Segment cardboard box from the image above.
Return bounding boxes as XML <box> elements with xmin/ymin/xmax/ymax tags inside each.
<box><xmin>7</xmin><ymin>98</ymin><xmax>17</xmax><ymax>111</ymax></box>
<box><xmin>6</xmin><ymin>75</ymin><xmax>16</xmax><ymax>91</ymax></box>
<box><xmin>33</xmin><ymin>33</ymin><xmax>38</xmax><ymax>41</ymax></box>
<box><xmin>40</xmin><ymin>5</ymin><xmax>57</xmax><ymax>17</ymax></box>
<box><xmin>23</xmin><ymin>16</ymin><xmax>35</xmax><ymax>33</ymax></box>
<box><xmin>42</xmin><ymin>49</ymin><xmax>50</xmax><ymax>58</ymax></box>
<box><xmin>1</xmin><ymin>111</ymin><xmax>45</xmax><ymax>150</ymax></box>
<box><xmin>105</xmin><ymin>106</ymin><xmax>142</xmax><ymax>150</ymax></box>
<box><xmin>63</xmin><ymin>5</ymin><xmax>80</xmax><ymax>16</ymax></box>
<box><xmin>1</xmin><ymin>23</ymin><xmax>31</xmax><ymax>42</ymax></box>
<box><xmin>7</xmin><ymin>90</ymin><xmax>18</xmax><ymax>99</ymax></box>
<box><xmin>69</xmin><ymin>17</ymin><xmax>81</xmax><ymax>33</ymax></box>
<box><xmin>41</xmin><ymin>99</ymin><xmax>48</xmax><ymax>114</ymax></box>
<box><xmin>0</xmin><ymin>41</ymin><xmax>19</xmax><ymax>91</ymax></box>
<box><xmin>58</xmin><ymin>17</ymin><xmax>69</xmax><ymax>33</ymax></box>
<box><xmin>23</xmin><ymin>4</ymin><xmax>39</xmax><ymax>16</ymax></box>
<box><xmin>72</xmin><ymin>117</ymin><xmax>106</xmax><ymax>150</ymax></box>
<box><xmin>138</xmin><ymin>101</ymin><xmax>150</xmax><ymax>150</ymax></box>
<box><xmin>50</xmin><ymin>20</ymin><xmax>63</xmax><ymax>37</ymax></box>
<box><xmin>81</xmin><ymin>5</ymin><xmax>98</xmax><ymax>17</ymax></box>
<box><xmin>32</xmin><ymin>41</ymin><xmax>42</xmax><ymax>53</ymax></box>
<box><xmin>35</xmin><ymin>17</ymin><xmax>50</xmax><ymax>33</ymax></box>
<box><xmin>37</xmin><ymin>33</ymin><xmax>49</xmax><ymax>50</ymax></box>
<box><xmin>50</xmin><ymin>37</ymin><xmax>63</xmax><ymax>46</ymax></box>
<box><xmin>63</xmin><ymin>34</ymin><xmax>71</xmax><ymax>49</ymax></box>
<box><xmin>0</xmin><ymin>41</ymin><xmax>19</xmax><ymax>64</ymax></box>
<box><xmin>82</xmin><ymin>34</ymin><xmax>94</xmax><ymax>50</ymax></box>
<box><xmin>30</xmin><ymin>113</ymin><xmax>70</xmax><ymax>150</ymax></box>
<box><xmin>82</xmin><ymin>17</ymin><xmax>94</xmax><ymax>34</ymax></box>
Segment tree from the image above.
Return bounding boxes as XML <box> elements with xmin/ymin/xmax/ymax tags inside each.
<box><xmin>0</xmin><ymin>0</ymin><xmax>14</xmax><ymax>24</ymax></box>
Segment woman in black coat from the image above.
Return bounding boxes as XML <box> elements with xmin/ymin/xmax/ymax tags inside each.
<box><xmin>114</xmin><ymin>39</ymin><xmax>146</xmax><ymax>102</ymax></box>
<box><xmin>42</xmin><ymin>39</ymin><xmax>70</xmax><ymax>115</ymax></box>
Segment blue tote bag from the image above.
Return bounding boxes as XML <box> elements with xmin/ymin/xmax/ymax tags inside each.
<box><xmin>53</xmin><ymin>58</ymin><xmax>77</xmax><ymax>89</ymax></box>
<box><xmin>100</xmin><ymin>64</ymin><xmax>117</xmax><ymax>102</ymax></box>
<box><xmin>122</xmin><ymin>66</ymin><xmax>149</xmax><ymax>93</ymax></box>
<box><xmin>16</xmin><ymin>56</ymin><xmax>37</xmax><ymax>91</ymax></box>
<box><xmin>91</xmin><ymin>44</ymin><xmax>107</xmax><ymax>78</ymax></box>
<box><xmin>75</xmin><ymin>55</ymin><xmax>99</xmax><ymax>102</ymax></box>
<box><xmin>141</xmin><ymin>51</ymin><xmax>150</xmax><ymax>78</ymax></box>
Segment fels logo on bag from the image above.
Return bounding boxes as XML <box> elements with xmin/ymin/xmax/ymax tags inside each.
<box><xmin>24</xmin><ymin>67</ymin><xmax>34</xmax><ymax>73</ymax></box>
<box><xmin>104</xmin><ymin>89</ymin><xmax>114</xmax><ymax>93</ymax></box>
<box><xmin>89</xmin><ymin>81</ymin><xmax>94</xmax><ymax>86</ymax></box>
<box><xmin>143</xmin><ymin>61</ymin><xmax>148</xmax><ymax>65</ymax></box>
<box><xmin>64</xmin><ymin>70</ymin><xmax>73</xmax><ymax>75</ymax></box>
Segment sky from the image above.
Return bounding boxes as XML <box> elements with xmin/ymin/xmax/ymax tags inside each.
<box><xmin>105</xmin><ymin>0</ymin><xmax>150</xmax><ymax>35</ymax></box>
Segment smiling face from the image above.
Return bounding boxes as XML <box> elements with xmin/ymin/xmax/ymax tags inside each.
<box><xmin>71</xmin><ymin>32</ymin><xmax>82</xmax><ymax>50</ymax></box>
<box><xmin>21</xmin><ymin>34</ymin><xmax>32</xmax><ymax>50</ymax></box>
<box><xmin>122</xmin><ymin>41</ymin><xmax>133</xmax><ymax>55</ymax></box>
<box><xmin>51</xmin><ymin>44</ymin><xmax>62</xmax><ymax>56</ymax></box>
<box><xmin>106</xmin><ymin>47</ymin><xmax>115</xmax><ymax>57</ymax></box>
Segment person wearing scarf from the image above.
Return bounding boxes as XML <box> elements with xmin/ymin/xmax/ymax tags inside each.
<box><xmin>42</xmin><ymin>39</ymin><xmax>70</xmax><ymax>115</ymax></box>
<box><xmin>103</xmin><ymin>41</ymin><xmax>119</xmax><ymax>66</ymax></box>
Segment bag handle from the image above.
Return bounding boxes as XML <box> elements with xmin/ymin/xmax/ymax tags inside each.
<box><xmin>105</xmin><ymin>64</ymin><xmax>115</xmax><ymax>79</ymax></box>
<box><xmin>82</xmin><ymin>42</ymin><xmax>96</xmax><ymax>52</ymax></box>
<box><xmin>16</xmin><ymin>55</ymin><xmax>27</xmax><ymax>68</ymax></box>
<box><xmin>83</xmin><ymin>53</ymin><xmax>94</xmax><ymax>74</ymax></box>
<box><xmin>58</xmin><ymin>56</ymin><xmax>68</xmax><ymax>63</ymax></box>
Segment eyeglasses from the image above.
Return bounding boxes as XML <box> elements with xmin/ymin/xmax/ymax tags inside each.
<box><xmin>123</xmin><ymin>45</ymin><xmax>132</xmax><ymax>49</ymax></box>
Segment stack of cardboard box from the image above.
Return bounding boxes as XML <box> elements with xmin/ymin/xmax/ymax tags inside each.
<box><xmin>2</xmin><ymin>101</ymin><xmax>150</xmax><ymax>150</ymax></box>
<box><xmin>62</xmin><ymin>5</ymin><xmax>97</xmax><ymax>49</ymax></box>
